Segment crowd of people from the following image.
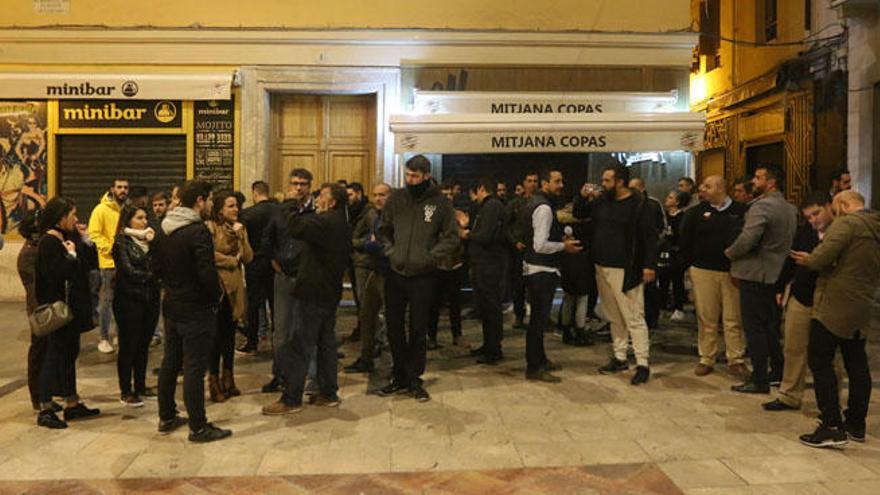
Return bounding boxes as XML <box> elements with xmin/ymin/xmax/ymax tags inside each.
<box><xmin>17</xmin><ymin>157</ymin><xmax>879</xmax><ymax>449</ymax></box>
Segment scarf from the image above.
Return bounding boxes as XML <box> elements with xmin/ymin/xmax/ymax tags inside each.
<box><xmin>124</xmin><ymin>227</ymin><xmax>152</xmax><ymax>253</ymax></box>
<box><xmin>162</xmin><ymin>206</ymin><xmax>202</xmax><ymax>235</ymax></box>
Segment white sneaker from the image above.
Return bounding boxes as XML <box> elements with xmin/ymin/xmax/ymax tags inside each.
<box><xmin>670</xmin><ymin>310</ymin><xmax>686</xmax><ymax>322</ymax></box>
<box><xmin>97</xmin><ymin>339</ymin><xmax>114</xmax><ymax>354</ymax></box>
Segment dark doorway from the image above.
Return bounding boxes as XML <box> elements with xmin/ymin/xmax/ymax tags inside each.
<box><xmin>745</xmin><ymin>141</ymin><xmax>784</xmax><ymax>176</ymax></box>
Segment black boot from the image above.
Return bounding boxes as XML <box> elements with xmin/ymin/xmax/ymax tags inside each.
<box><xmin>571</xmin><ymin>328</ymin><xmax>594</xmax><ymax>347</ymax></box>
<box><xmin>37</xmin><ymin>409</ymin><xmax>67</xmax><ymax>429</ymax></box>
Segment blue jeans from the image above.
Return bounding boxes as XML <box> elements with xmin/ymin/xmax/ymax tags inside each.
<box><xmin>99</xmin><ymin>268</ymin><xmax>117</xmax><ymax>341</ymax></box>
<box><xmin>278</xmin><ymin>298</ymin><xmax>338</xmax><ymax>406</ymax></box>
<box><xmin>272</xmin><ymin>274</ymin><xmax>316</xmax><ymax>387</ymax></box>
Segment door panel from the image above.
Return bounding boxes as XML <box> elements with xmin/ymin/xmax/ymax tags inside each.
<box><xmin>328</xmin><ymin>151</ymin><xmax>369</xmax><ymax>185</ymax></box>
<box><xmin>270</xmin><ymin>93</ymin><xmax>375</xmax><ymax>195</ymax></box>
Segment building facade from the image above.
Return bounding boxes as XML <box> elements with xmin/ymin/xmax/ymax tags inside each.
<box><xmin>0</xmin><ymin>0</ymin><xmax>698</xmax><ymax>299</ymax></box>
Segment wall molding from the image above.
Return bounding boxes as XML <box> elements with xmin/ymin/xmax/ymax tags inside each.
<box><xmin>0</xmin><ymin>28</ymin><xmax>698</xmax><ymax>67</ymax></box>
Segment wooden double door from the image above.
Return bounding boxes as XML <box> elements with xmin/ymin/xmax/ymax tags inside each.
<box><xmin>270</xmin><ymin>93</ymin><xmax>376</xmax><ymax>194</ymax></box>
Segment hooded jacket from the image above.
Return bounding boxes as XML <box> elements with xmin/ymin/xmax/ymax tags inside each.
<box><xmin>154</xmin><ymin>207</ymin><xmax>223</xmax><ymax>320</ymax></box>
<box><xmin>87</xmin><ymin>192</ymin><xmax>123</xmax><ymax>269</ymax></box>
<box><xmin>804</xmin><ymin>210</ymin><xmax>880</xmax><ymax>339</ymax></box>
<box><xmin>379</xmin><ymin>183</ymin><xmax>460</xmax><ymax>277</ymax></box>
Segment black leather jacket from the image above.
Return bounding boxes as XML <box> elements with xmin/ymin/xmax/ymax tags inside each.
<box><xmin>112</xmin><ymin>234</ymin><xmax>160</xmax><ymax>302</ymax></box>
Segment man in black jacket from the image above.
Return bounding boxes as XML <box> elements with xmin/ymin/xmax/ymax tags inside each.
<box><xmin>763</xmin><ymin>191</ymin><xmax>835</xmax><ymax>412</ymax></box>
<box><xmin>260</xmin><ymin>169</ymin><xmax>312</xmax><ymax>393</ymax></box>
<box><xmin>462</xmin><ymin>178</ymin><xmax>507</xmax><ymax>364</ymax></box>
<box><xmin>378</xmin><ymin>155</ymin><xmax>459</xmax><ymax>402</ymax></box>
<box><xmin>629</xmin><ymin>177</ymin><xmax>666</xmax><ymax>330</ymax></box>
<box><xmin>574</xmin><ymin>165</ymin><xmax>658</xmax><ymax>385</ymax></box>
<box><xmin>262</xmin><ymin>183</ymin><xmax>352</xmax><ymax>414</ymax></box>
<box><xmin>505</xmin><ymin>172</ymin><xmax>539</xmax><ymax>329</ymax></box>
<box><xmin>154</xmin><ymin>180</ymin><xmax>230</xmax><ymax>443</ymax></box>
<box><xmin>238</xmin><ymin>180</ymin><xmax>277</xmax><ymax>355</ymax></box>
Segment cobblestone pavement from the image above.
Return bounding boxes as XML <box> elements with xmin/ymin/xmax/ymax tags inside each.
<box><xmin>0</xmin><ymin>295</ymin><xmax>878</xmax><ymax>494</ymax></box>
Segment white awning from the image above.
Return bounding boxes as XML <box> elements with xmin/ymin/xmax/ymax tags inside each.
<box><xmin>0</xmin><ymin>72</ymin><xmax>233</xmax><ymax>100</ymax></box>
<box><xmin>413</xmin><ymin>90</ymin><xmax>679</xmax><ymax>115</ymax></box>
<box><xmin>390</xmin><ymin>112</ymin><xmax>705</xmax><ymax>153</ymax></box>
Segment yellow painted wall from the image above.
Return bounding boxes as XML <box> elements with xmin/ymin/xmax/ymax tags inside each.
<box><xmin>691</xmin><ymin>0</ymin><xmax>810</xmax><ymax>106</ymax></box>
<box><xmin>5</xmin><ymin>0</ymin><xmax>691</xmax><ymax>32</ymax></box>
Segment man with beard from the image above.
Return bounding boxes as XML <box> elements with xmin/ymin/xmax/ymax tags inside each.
<box><xmin>461</xmin><ymin>178</ymin><xmax>507</xmax><ymax>364</ymax></box>
<box><xmin>505</xmin><ymin>172</ymin><xmax>539</xmax><ymax>330</ymax></box>
<box><xmin>523</xmin><ymin>169</ymin><xmax>582</xmax><ymax>382</ymax></box>
<box><xmin>88</xmin><ymin>177</ymin><xmax>129</xmax><ymax>354</ymax></box>
<box><xmin>725</xmin><ymin>165</ymin><xmax>797</xmax><ymax>394</ymax></box>
<box><xmin>262</xmin><ymin>183</ymin><xmax>352</xmax><ymax>414</ymax></box>
<box><xmin>154</xmin><ymin>180</ymin><xmax>230</xmax><ymax>442</ymax></box>
<box><xmin>793</xmin><ymin>191</ymin><xmax>880</xmax><ymax>447</ymax></box>
<box><xmin>574</xmin><ymin>165</ymin><xmax>658</xmax><ymax>385</ymax></box>
<box><xmin>378</xmin><ymin>155</ymin><xmax>458</xmax><ymax>402</ymax></box>
<box><xmin>237</xmin><ymin>180</ymin><xmax>278</xmax><ymax>355</ymax></box>
<box><xmin>259</xmin><ymin>169</ymin><xmax>312</xmax><ymax>393</ymax></box>
<box><xmin>829</xmin><ymin>167</ymin><xmax>852</xmax><ymax>197</ymax></box>
<box><xmin>342</xmin><ymin>182</ymin><xmax>369</xmax><ymax>343</ymax></box>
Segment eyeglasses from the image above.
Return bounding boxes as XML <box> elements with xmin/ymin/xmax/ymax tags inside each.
<box><xmin>291</xmin><ymin>181</ymin><xmax>311</xmax><ymax>187</ymax></box>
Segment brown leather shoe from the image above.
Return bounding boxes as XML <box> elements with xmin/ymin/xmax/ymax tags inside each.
<box><xmin>208</xmin><ymin>374</ymin><xmax>227</xmax><ymax>403</ymax></box>
<box><xmin>261</xmin><ymin>400</ymin><xmax>303</xmax><ymax>416</ymax></box>
<box><xmin>728</xmin><ymin>363</ymin><xmax>750</xmax><ymax>381</ymax></box>
<box><xmin>694</xmin><ymin>363</ymin><xmax>714</xmax><ymax>376</ymax></box>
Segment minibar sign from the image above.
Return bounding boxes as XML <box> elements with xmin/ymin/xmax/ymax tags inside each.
<box><xmin>59</xmin><ymin>100</ymin><xmax>182</xmax><ymax>129</ymax></box>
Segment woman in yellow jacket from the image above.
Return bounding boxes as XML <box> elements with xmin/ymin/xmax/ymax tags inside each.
<box><xmin>207</xmin><ymin>190</ymin><xmax>253</xmax><ymax>401</ymax></box>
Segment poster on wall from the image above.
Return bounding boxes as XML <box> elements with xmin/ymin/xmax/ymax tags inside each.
<box><xmin>0</xmin><ymin>101</ymin><xmax>48</xmax><ymax>235</ymax></box>
<box><xmin>193</xmin><ymin>98</ymin><xmax>234</xmax><ymax>191</ymax></box>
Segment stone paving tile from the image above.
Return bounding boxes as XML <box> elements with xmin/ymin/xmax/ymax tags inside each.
<box><xmin>0</xmin><ymin>297</ymin><xmax>879</xmax><ymax>492</ymax></box>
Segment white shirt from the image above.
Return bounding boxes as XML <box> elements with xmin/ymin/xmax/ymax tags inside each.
<box><xmin>523</xmin><ymin>204</ymin><xmax>564</xmax><ymax>276</ymax></box>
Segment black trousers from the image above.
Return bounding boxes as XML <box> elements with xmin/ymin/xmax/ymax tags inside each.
<box><xmin>386</xmin><ymin>271</ymin><xmax>439</xmax><ymax>386</ymax></box>
<box><xmin>114</xmin><ymin>294</ymin><xmax>160</xmax><ymax>396</ymax></box>
<box><xmin>159</xmin><ymin>308</ymin><xmax>216</xmax><ymax>432</ymax></box>
<box><xmin>510</xmin><ymin>250</ymin><xmax>526</xmax><ymax>321</ymax></box>
<box><xmin>428</xmin><ymin>267</ymin><xmax>462</xmax><ymax>339</ymax></box>
<box><xmin>643</xmin><ymin>279</ymin><xmax>661</xmax><ymax>329</ymax></box>
<box><xmin>39</xmin><ymin>324</ymin><xmax>80</xmax><ymax>405</ymax></box>
<box><xmin>472</xmin><ymin>262</ymin><xmax>504</xmax><ymax>358</ymax></box>
<box><xmin>28</xmin><ymin>332</ymin><xmax>49</xmax><ymax>408</ymax></box>
<box><xmin>739</xmin><ymin>280</ymin><xmax>784</xmax><ymax>386</ymax></box>
<box><xmin>245</xmin><ymin>265</ymin><xmax>274</xmax><ymax>347</ymax></box>
<box><xmin>808</xmin><ymin>320</ymin><xmax>872</xmax><ymax>430</ymax></box>
<box><xmin>525</xmin><ymin>271</ymin><xmax>558</xmax><ymax>371</ymax></box>
<box><xmin>210</xmin><ymin>296</ymin><xmax>235</xmax><ymax>374</ymax></box>
<box><xmin>658</xmin><ymin>261</ymin><xmax>687</xmax><ymax>311</ymax></box>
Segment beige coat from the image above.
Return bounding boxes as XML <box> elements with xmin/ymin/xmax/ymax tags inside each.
<box><xmin>207</xmin><ymin>220</ymin><xmax>254</xmax><ymax>322</ymax></box>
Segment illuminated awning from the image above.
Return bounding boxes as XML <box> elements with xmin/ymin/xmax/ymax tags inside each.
<box><xmin>413</xmin><ymin>90</ymin><xmax>679</xmax><ymax>115</ymax></box>
<box><xmin>390</xmin><ymin>112</ymin><xmax>706</xmax><ymax>153</ymax></box>
<box><xmin>0</xmin><ymin>72</ymin><xmax>233</xmax><ymax>100</ymax></box>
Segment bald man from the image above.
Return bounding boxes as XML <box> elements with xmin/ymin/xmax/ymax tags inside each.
<box><xmin>679</xmin><ymin>176</ymin><xmax>749</xmax><ymax>379</ymax></box>
<box><xmin>793</xmin><ymin>190</ymin><xmax>880</xmax><ymax>448</ymax></box>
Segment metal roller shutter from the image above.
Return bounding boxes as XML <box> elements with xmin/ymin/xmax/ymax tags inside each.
<box><xmin>58</xmin><ymin>135</ymin><xmax>187</xmax><ymax>221</ymax></box>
